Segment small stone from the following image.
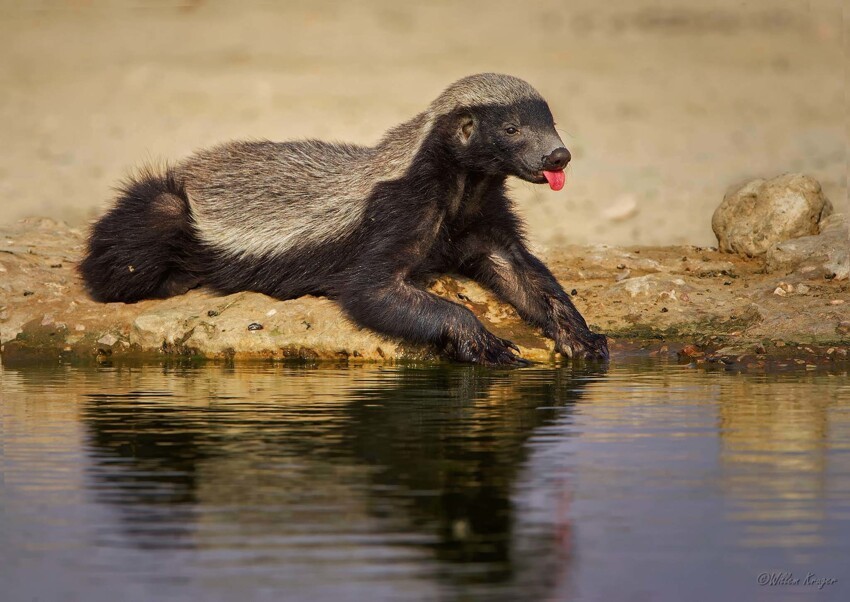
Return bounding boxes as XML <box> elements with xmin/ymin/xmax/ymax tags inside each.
<box><xmin>660</xmin><ymin>307</ymin><xmax>668</xmax><ymax>313</ymax></box>
<box><xmin>829</xmin><ymin>299</ymin><xmax>845</xmax><ymax>305</ymax></box>
<box><xmin>826</xmin><ymin>348</ymin><xmax>835</xmax><ymax>355</ymax></box>
<box><xmin>50</xmin><ymin>263</ymin><xmax>62</xmax><ymax>268</ymax></box>
<box><xmin>616</xmin><ymin>264</ymin><xmax>626</xmax><ymax>270</ymax></box>
<box><xmin>247</xmin><ymin>322</ymin><xmax>263</xmax><ymax>331</ymax></box>
<box><xmin>207</xmin><ymin>310</ymin><xmax>220</xmax><ymax>317</ymax></box>
<box><xmin>23</xmin><ymin>290</ymin><xmax>34</xmax><ymax>296</ymax></box>
<box><xmin>773</xmin><ymin>287</ymin><xmax>787</xmax><ymax>297</ymax></box>
<box><xmin>795</xmin><ymin>283</ymin><xmax>810</xmax><ymax>294</ymax></box>
<box><xmin>836</xmin><ymin>321</ymin><xmax>850</xmax><ymax>335</ymax></box>
<box><xmin>97</xmin><ymin>333</ymin><xmax>118</xmax><ymax>346</ymax></box>
<box><xmin>570</xmin><ymin>289</ymin><xmax>578</xmax><ymax>296</ymax></box>
<box><xmin>128</xmin><ymin>265</ymin><xmax>135</xmax><ymax>273</ymax></box>
<box><xmin>266</xmin><ymin>309</ymin><xmax>278</xmax><ymax>317</ymax></box>
<box><xmin>679</xmin><ymin>344</ymin><xmax>703</xmax><ymax>358</ymax></box>
<box><xmin>75</xmin><ymin>324</ymin><xmax>86</xmax><ymax>331</ymax></box>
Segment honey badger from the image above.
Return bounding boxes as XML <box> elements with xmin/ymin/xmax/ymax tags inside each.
<box><xmin>80</xmin><ymin>73</ymin><xmax>609</xmax><ymax>364</ymax></box>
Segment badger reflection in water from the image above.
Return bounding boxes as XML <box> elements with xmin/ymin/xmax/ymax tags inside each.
<box><xmin>82</xmin><ymin>362</ymin><xmax>606</xmax><ymax>595</ymax></box>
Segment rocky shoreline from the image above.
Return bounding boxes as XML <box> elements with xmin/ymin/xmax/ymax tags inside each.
<box><xmin>2</xmin><ymin>209</ymin><xmax>847</xmax><ymax>370</ymax></box>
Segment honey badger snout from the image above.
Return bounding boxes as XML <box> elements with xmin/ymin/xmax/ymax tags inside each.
<box><xmin>542</xmin><ymin>147</ymin><xmax>571</xmax><ymax>171</ymax></box>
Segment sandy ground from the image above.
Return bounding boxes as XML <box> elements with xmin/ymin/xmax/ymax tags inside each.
<box><xmin>0</xmin><ymin>0</ymin><xmax>845</xmax><ymax>248</ymax></box>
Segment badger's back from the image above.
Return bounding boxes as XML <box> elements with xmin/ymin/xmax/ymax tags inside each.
<box><xmin>180</xmin><ymin>140</ymin><xmax>383</xmax><ymax>260</ymax></box>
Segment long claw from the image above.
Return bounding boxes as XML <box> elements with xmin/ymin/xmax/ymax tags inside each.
<box><xmin>502</xmin><ymin>339</ymin><xmax>521</xmax><ymax>354</ymax></box>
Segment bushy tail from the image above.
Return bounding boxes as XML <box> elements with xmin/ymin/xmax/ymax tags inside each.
<box><xmin>79</xmin><ymin>166</ymin><xmax>200</xmax><ymax>303</ymax></box>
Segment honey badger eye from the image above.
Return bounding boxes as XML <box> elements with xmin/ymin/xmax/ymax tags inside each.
<box><xmin>505</xmin><ymin>126</ymin><xmax>519</xmax><ymax>135</ymax></box>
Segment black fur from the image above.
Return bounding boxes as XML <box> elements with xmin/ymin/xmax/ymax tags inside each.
<box><xmin>79</xmin><ymin>167</ymin><xmax>200</xmax><ymax>303</ymax></box>
<box><xmin>81</xmin><ymin>77</ymin><xmax>609</xmax><ymax>364</ymax></box>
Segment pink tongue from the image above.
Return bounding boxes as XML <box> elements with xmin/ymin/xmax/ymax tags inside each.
<box><xmin>543</xmin><ymin>170</ymin><xmax>566</xmax><ymax>191</ymax></box>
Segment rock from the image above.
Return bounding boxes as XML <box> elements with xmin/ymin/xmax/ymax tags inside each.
<box><xmin>679</xmin><ymin>344</ymin><xmax>703</xmax><ymax>358</ymax></box>
<box><xmin>712</xmin><ymin>173</ymin><xmax>833</xmax><ymax>257</ymax></box>
<box><xmin>765</xmin><ymin>213</ymin><xmax>849</xmax><ymax>280</ymax></box>
<box><xmin>96</xmin><ymin>333</ymin><xmax>118</xmax><ymax>346</ymax></box>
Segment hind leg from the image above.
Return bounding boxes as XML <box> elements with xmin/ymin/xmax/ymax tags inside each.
<box><xmin>80</xmin><ymin>170</ymin><xmax>198</xmax><ymax>303</ymax></box>
<box><xmin>155</xmin><ymin>272</ymin><xmax>202</xmax><ymax>298</ymax></box>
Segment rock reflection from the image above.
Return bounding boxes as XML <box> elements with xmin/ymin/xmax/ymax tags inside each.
<box><xmin>717</xmin><ymin>374</ymin><xmax>850</xmax><ymax>551</ymax></box>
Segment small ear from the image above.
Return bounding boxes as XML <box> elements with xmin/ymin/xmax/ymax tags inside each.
<box><xmin>459</xmin><ymin>114</ymin><xmax>475</xmax><ymax>144</ymax></box>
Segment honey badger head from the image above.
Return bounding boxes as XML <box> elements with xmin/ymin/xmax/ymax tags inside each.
<box><xmin>431</xmin><ymin>73</ymin><xmax>570</xmax><ymax>191</ymax></box>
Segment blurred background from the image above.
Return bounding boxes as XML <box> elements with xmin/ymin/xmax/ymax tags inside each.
<box><xmin>0</xmin><ymin>0</ymin><xmax>844</xmax><ymax>247</ymax></box>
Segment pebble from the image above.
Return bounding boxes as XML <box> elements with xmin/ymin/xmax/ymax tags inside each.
<box><xmin>248</xmin><ymin>322</ymin><xmax>263</xmax><ymax>331</ymax></box>
<box><xmin>97</xmin><ymin>333</ymin><xmax>118</xmax><ymax>346</ymax></box>
<box><xmin>679</xmin><ymin>344</ymin><xmax>703</xmax><ymax>358</ymax></box>
<box><xmin>266</xmin><ymin>309</ymin><xmax>278</xmax><ymax>317</ymax></box>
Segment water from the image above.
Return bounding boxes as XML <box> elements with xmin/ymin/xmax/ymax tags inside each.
<box><xmin>1</xmin><ymin>358</ymin><xmax>848</xmax><ymax>601</ymax></box>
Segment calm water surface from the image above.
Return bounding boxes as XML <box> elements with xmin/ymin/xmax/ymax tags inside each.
<box><xmin>1</xmin><ymin>358</ymin><xmax>849</xmax><ymax>601</ymax></box>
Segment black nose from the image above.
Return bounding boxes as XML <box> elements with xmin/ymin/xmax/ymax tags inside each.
<box><xmin>542</xmin><ymin>147</ymin><xmax>571</xmax><ymax>171</ymax></box>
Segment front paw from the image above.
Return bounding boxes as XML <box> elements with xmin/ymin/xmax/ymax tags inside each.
<box><xmin>445</xmin><ymin>330</ymin><xmax>530</xmax><ymax>367</ymax></box>
<box><xmin>556</xmin><ymin>329</ymin><xmax>609</xmax><ymax>360</ymax></box>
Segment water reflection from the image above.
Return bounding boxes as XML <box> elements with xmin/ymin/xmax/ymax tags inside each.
<box><xmin>2</xmin><ymin>360</ymin><xmax>848</xmax><ymax>601</ymax></box>
<box><xmin>80</xmin><ymin>363</ymin><xmax>605</xmax><ymax>598</ymax></box>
